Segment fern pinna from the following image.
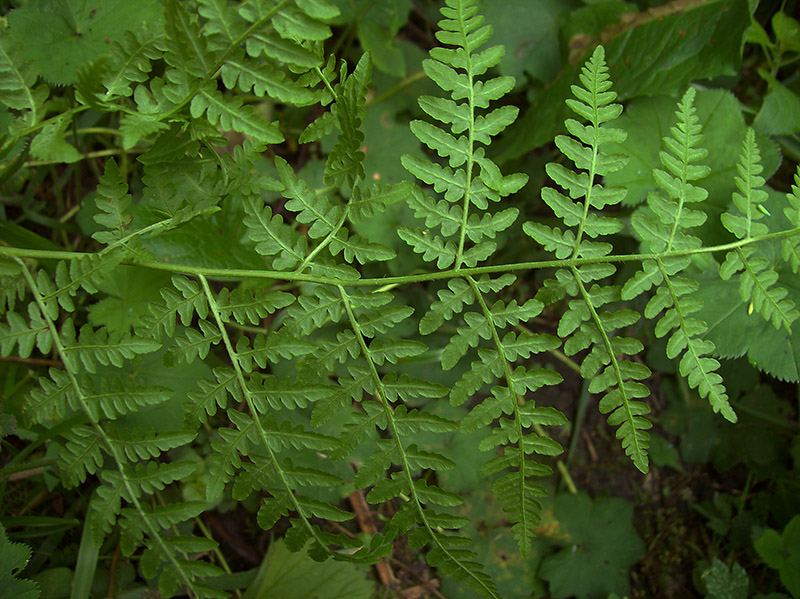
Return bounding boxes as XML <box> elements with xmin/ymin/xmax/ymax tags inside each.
<box><xmin>1</xmin><ymin>0</ymin><xmax>800</xmax><ymax>597</ymax></box>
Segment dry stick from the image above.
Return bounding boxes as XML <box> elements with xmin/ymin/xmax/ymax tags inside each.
<box><xmin>349</xmin><ymin>489</ymin><xmax>397</xmax><ymax>587</ymax></box>
<box><xmin>389</xmin><ymin>557</ymin><xmax>446</xmax><ymax>599</ymax></box>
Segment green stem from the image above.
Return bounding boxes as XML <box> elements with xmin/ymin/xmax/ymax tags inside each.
<box><xmin>4</xmin><ymin>226</ymin><xmax>798</xmax><ymax>287</ymax></box>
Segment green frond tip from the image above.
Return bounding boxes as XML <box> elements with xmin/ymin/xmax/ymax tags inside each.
<box><xmin>567</xmin><ymin>45</ymin><xmax>623</xmax><ymax>128</ymax></box>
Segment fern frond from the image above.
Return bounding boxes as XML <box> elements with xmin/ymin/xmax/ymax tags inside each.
<box><xmin>524</xmin><ymin>46</ymin><xmax>653</xmax><ymax>472</ymax></box>
<box><xmin>720</xmin><ymin>129</ymin><xmax>799</xmax><ymax>332</ymax></box>
<box><xmin>93</xmin><ymin>159</ymin><xmax>133</xmax><ymax>245</ymax></box>
<box><xmin>621</xmin><ymin>88</ymin><xmax>734</xmax><ymax>421</ymax></box>
<box><xmin>401</xmin><ymin>0</ymin><xmax>524</xmax><ymax>275</ymax></box>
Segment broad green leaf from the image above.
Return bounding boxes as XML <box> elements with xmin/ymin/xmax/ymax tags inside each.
<box><xmin>539</xmin><ymin>493</ymin><xmax>644</xmax><ymax>599</ymax></box>
<box><xmin>244</xmin><ymin>538</ymin><xmax>372</xmax><ymax>599</ymax></box>
<box><xmin>498</xmin><ymin>0</ymin><xmax>753</xmax><ymax>161</ymax></box>
<box><xmin>480</xmin><ymin>0</ymin><xmax>571</xmax><ymax>85</ymax></box>
<box><xmin>7</xmin><ymin>0</ymin><xmax>162</xmax><ymax>85</ymax></box>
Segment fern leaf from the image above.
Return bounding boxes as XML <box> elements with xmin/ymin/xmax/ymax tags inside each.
<box><xmin>105</xmin><ymin>460</ymin><xmax>198</xmax><ymax>500</ymax></box>
<box><xmin>419</xmin><ymin>278</ymin><xmax>475</xmax><ymax>334</ymax></box>
<box><xmin>24</xmin><ymin>368</ymin><xmax>74</xmax><ymax>425</ymax></box>
<box><xmin>61</xmin><ymin>321</ymin><xmax>160</xmax><ymax>374</ymax></box>
<box><xmin>349</xmin><ymin>182</ymin><xmax>414</xmax><ymax>222</ymax></box>
<box><xmin>49</xmin><ymin>251</ymin><xmax>126</xmax><ymax>312</ymax></box>
<box><xmin>138</xmin><ymin>275</ymin><xmax>209</xmax><ymax>338</ymax></box>
<box><xmin>58</xmin><ymin>425</ymin><xmax>104</xmax><ymax>488</ymax></box>
<box><xmin>191</xmin><ymin>84</ymin><xmax>284</xmax><ymax>144</ymax></box>
<box><xmin>327</xmin><ymin>229</ymin><xmax>396</xmax><ymax>264</ymax></box>
<box><xmin>102</xmin><ymin>28</ymin><xmax>163</xmax><ymax>100</ymax></box>
<box><xmin>285</xmin><ymin>285</ymin><xmax>343</xmax><ymax>334</ymax></box>
<box><xmin>120</xmin><ymin>502</ymin><xmax>208</xmax><ymax>555</ymax></box>
<box><xmin>186</xmin><ymin>367</ymin><xmax>240</xmax><ymax>424</ymax></box>
<box><xmin>243</xmin><ymin>197</ymin><xmax>308</xmax><ymax>269</ymax></box>
<box><xmin>221</xmin><ymin>50</ymin><xmax>316</xmax><ymax>105</ymax></box>
<box><xmin>271</xmin><ymin>3</ymin><xmax>333</xmax><ymax>42</ymax></box>
<box><xmin>397</xmin><ymin>227</ymin><xmax>457</xmax><ymax>268</ymax></box>
<box><xmin>401</xmin><ymin>155</ymin><xmax>467</xmax><ymax>203</ymax></box>
<box><xmin>169</xmin><ymin>320</ymin><xmax>221</xmax><ymax>365</ymax></box>
<box><xmin>109</xmin><ymin>429</ymin><xmax>196</xmax><ymax>463</ymax></box>
<box><xmin>30</xmin><ymin>114</ymin><xmax>81</xmax><ymax>163</ymax></box>
<box><xmin>163</xmin><ymin>0</ymin><xmax>210</xmax><ymax>76</ymax></box>
<box><xmin>82</xmin><ymin>376</ymin><xmax>173</xmax><ymax>421</ymax></box>
<box><xmin>93</xmin><ymin>159</ymin><xmax>133</xmax><ymax>244</ymax></box>
<box><xmin>216</xmin><ymin>286</ymin><xmax>295</xmax><ymax>325</ymax></box>
<box><xmin>407</xmin><ymin>188</ymin><xmax>463</xmax><ymax>236</ymax></box>
<box><xmin>235</xmin><ymin>330</ymin><xmax>314</xmax><ymax>372</ymax></box>
<box><xmin>245</xmin><ymin>31</ymin><xmax>322</xmax><ymax>69</ymax></box>
<box><xmin>276</xmin><ymin>155</ymin><xmax>343</xmax><ymax>238</ymax></box>
<box><xmin>0</xmin><ymin>304</ymin><xmax>52</xmax><ymax>358</ymax></box>
<box><xmin>197</xmin><ymin>0</ymin><xmax>245</xmax><ymax>51</ymax></box>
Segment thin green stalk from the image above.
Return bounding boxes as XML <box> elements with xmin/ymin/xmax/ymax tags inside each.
<box><xmin>4</xmin><ymin>227</ymin><xmax>799</xmax><ymax>287</ymax></box>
